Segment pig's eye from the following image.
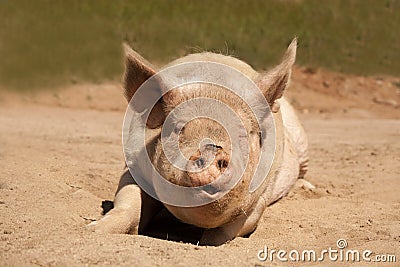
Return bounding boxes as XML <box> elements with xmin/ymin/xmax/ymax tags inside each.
<box><xmin>258</xmin><ymin>131</ymin><xmax>263</xmax><ymax>147</ymax></box>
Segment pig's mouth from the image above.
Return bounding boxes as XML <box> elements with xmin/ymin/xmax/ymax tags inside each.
<box><xmin>203</xmin><ymin>184</ymin><xmax>220</xmax><ymax>195</ymax></box>
<box><xmin>165</xmin><ymin>164</ymin><xmax>243</xmax><ymax>229</ymax></box>
<box><xmin>194</xmin><ymin>166</ymin><xmax>235</xmax><ymax>199</ymax></box>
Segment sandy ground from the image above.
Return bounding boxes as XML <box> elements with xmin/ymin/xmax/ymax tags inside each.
<box><xmin>0</xmin><ymin>67</ymin><xmax>399</xmax><ymax>266</ymax></box>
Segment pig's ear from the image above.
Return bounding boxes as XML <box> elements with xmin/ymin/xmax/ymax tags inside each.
<box><xmin>123</xmin><ymin>43</ymin><xmax>165</xmax><ymax>128</ymax></box>
<box><xmin>256</xmin><ymin>38</ymin><xmax>297</xmax><ymax>112</ymax></box>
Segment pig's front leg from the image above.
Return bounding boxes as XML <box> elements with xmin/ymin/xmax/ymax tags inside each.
<box><xmin>87</xmin><ymin>170</ymin><xmax>162</xmax><ymax>234</ymax></box>
<box><xmin>199</xmin><ymin>196</ymin><xmax>267</xmax><ymax>246</ymax></box>
<box><xmin>86</xmin><ymin>171</ymin><xmax>141</xmax><ymax>234</ymax></box>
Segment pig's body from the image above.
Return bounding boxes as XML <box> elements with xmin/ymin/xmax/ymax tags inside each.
<box><xmin>88</xmin><ymin>40</ymin><xmax>310</xmax><ymax>245</ymax></box>
<box><xmin>266</xmin><ymin>97</ymin><xmax>308</xmax><ymax>204</ymax></box>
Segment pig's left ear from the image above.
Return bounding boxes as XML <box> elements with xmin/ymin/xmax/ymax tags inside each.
<box><xmin>256</xmin><ymin>38</ymin><xmax>297</xmax><ymax>113</ymax></box>
<box><xmin>123</xmin><ymin>43</ymin><xmax>165</xmax><ymax>128</ymax></box>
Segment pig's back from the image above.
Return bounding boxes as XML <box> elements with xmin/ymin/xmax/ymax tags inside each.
<box><xmin>279</xmin><ymin>97</ymin><xmax>309</xmax><ymax>178</ymax></box>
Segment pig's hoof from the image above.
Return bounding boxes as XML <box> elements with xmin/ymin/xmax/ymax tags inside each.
<box><xmin>85</xmin><ymin>215</ymin><xmax>116</xmax><ymax>233</ymax></box>
<box><xmin>85</xmin><ymin>220</ymin><xmax>100</xmax><ymax>232</ymax></box>
<box><xmin>85</xmin><ymin>212</ymin><xmax>138</xmax><ymax>234</ymax></box>
<box><xmin>85</xmin><ymin>217</ymin><xmax>117</xmax><ymax>233</ymax></box>
<box><xmin>295</xmin><ymin>178</ymin><xmax>315</xmax><ymax>190</ymax></box>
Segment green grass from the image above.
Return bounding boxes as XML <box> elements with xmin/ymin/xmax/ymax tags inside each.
<box><xmin>0</xmin><ymin>0</ymin><xmax>399</xmax><ymax>90</ymax></box>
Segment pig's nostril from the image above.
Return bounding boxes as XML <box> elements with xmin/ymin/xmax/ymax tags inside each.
<box><xmin>195</xmin><ymin>158</ymin><xmax>206</xmax><ymax>168</ymax></box>
<box><xmin>217</xmin><ymin>159</ymin><xmax>228</xmax><ymax>170</ymax></box>
<box><xmin>205</xmin><ymin>144</ymin><xmax>222</xmax><ymax>150</ymax></box>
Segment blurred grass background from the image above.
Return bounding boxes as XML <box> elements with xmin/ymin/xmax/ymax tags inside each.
<box><xmin>0</xmin><ymin>0</ymin><xmax>399</xmax><ymax>90</ymax></box>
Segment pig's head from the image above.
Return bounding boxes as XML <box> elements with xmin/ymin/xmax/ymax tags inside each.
<box><xmin>123</xmin><ymin>39</ymin><xmax>297</xmax><ymax>228</ymax></box>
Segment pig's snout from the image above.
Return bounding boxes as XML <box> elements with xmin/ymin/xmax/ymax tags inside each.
<box><xmin>185</xmin><ymin>144</ymin><xmax>230</xmax><ymax>187</ymax></box>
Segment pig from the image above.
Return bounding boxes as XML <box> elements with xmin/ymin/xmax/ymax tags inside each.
<box><xmin>87</xmin><ymin>38</ymin><xmax>310</xmax><ymax>245</ymax></box>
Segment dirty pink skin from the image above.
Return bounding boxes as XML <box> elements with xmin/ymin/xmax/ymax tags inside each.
<box><xmin>87</xmin><ymin>39</ymin><xmax>310</xmax><ymax>245</ymax></box>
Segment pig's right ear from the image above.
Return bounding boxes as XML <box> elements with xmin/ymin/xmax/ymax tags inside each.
<box><xmin>123</xmin><ymin>44</ymin><xmax>165</xmax><ymax>128</ymax></box>
<box><xmin>256</xmin><ymin>38</ymin><xmax>297</xmax><ymax>113</ymax></box>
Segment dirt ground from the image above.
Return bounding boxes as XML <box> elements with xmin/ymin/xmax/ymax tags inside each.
<box><xmin>0</xmin><ymin>67</ymin><xmax>399</xmax><ymax>266</ymax></box>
